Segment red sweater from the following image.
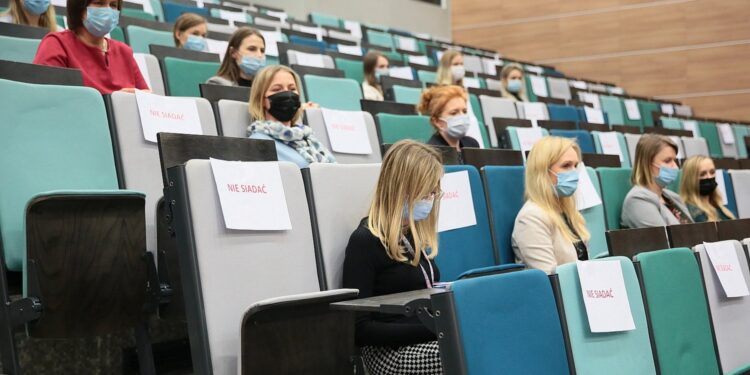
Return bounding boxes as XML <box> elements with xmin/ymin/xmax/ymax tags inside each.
<box><xmin>33</xmin><ymin>30</ymin><xmax>149</xmax><ymax>94</ymax></box>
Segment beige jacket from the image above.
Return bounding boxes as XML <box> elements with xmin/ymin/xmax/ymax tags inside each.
<box><xmin>362</xmin><ymin>81</ymin><xmax>384</xmax><ymax>101</ymax></box>
<box><xmin>511</xmin><ymin>201</ymin><xmax>578</xmax><ymax>274</ymax></box>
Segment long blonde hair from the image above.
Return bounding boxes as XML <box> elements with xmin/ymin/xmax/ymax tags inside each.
<box><xmin>435</xmin><ymin>50</ymin><xmax>463</xmax><ymax>86</ymax></box>
<box><xmin>1</xmin><ymin>0</ymin><xmax>57</xmax><ymax>32</ymax></box>
<box><xmin>525</xmin><ymin>136</ymin><xmax>590</xmax><ymax>243</ymax></box>
<box><xmin>631</xmin><ymin>134</ymin><xmax>678</xmax><ymax>187</ymax></box>
<box><xmin>367</xmin><ymin>140</ymin><xmax>443</xmax><ymax>265</ymax></box>
<box><xmin>248</xmin><ymin>65</ymin><xmax>303</xmax><ymax>124</ymax></box>
<box><xmin>679</xmin><ymin>156</ymin><xmax>735</xmax><ymax>221</ymax></box>
<box><xmin>499</xmin><ymin>63</ymin><xmax>529</xmax><ymax>102</ymax></box>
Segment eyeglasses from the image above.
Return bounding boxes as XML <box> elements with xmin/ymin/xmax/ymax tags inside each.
<box><xmin>423</xmin><ymin>190</ymin><xmax>443</xmax><ymax>201</ymax></box>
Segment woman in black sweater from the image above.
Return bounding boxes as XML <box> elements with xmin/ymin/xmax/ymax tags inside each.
<box><xmin>343</xmin><ymin>140</ymin><xmax>444</xmax><ymax>374</ymax></box>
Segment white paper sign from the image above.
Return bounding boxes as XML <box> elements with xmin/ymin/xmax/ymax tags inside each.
<box><xmin>598</xmin><ymin>132</ymin><xmax>624</xmax><ymax>162</ymax></box>
<box><xmin>704</xmin><ymin>241</ymin><xmax>750</xmax><ymax>298</ymax></box>
<box><xmin>260</xmin><ymin>31</ymin><xmax>282</xmax><ymax>56</ymax></box>
<box><xmin>577</xmin><ymin>260</ymin><xmax>636</xmax><ymax>333</ymax></box>
<box><xmin>397</xmin><ymin>36</ymin><xmax>417</xmax><ymax>52</ymax></box>
<box><xmin>660</xmin><ymin>103</ymin><xmax>675</xmax><ymax>115</ymax></box>
<box><xmin>321</xmin><ymin>108</ymin><xmax>372</xmax><ymax>155</ymax></box>
<box><xmin>206</xmin><ymin>39</ymin><xmax>229</xmax><ymax>59</ymax></box>
<box><xmin>210</xmin><ymin>159</ymin><xmax>292</xmax><ymax>230</ymax></box>
<box><xmin>717</xmin><ymin>123</ymin><xmax>735</xmax><ymax>145</ymax></box>
<box><xmin>343</xmin><ymin>20</ymin><xmax>362</xmax><ymax>38</ymax></box>
<box><xmin>715</xmin><ymin>169</ymin><xmax>729</xmax><ymax>205</ymax></box>
<box><xmin>135</xmin><ymin>91</ymin><xmax>203</xmax><ymax>143</ymax></box>
<box><xmin>522</xmin><ymin>102</ymin><xmax>548</xmax><ymax>121</ymax></box>
<box><xmin>438</xmin><ymin>170</ymin><xmax>477</xmax><ymax>232</ymax></box>
<box><xmin>388</xmin><ymin>66</ymin><xmax>414</xmax><ymax>80</ymax></box>
<box><xmin>516</xmin><ymin>127</ymin><xmax>544</xmax><ymax>153</ymax></box>
<box><xmin>294</xmin><ymin>25</ymin><xmax>324</xmax><ymax>41</ymax></box>
<box><xmin>584</xmin><ymin>106</ymin><xmax>605</xmax><ymax>124</ymax></box>
<box><xmin>337</xmin><ymin>44</ymin><xmax>362</xmax><ymax>56</ymax></box>
<box><xmin>624</xmin><ymin>99</ymin><xmax>641</xmax><ymax>121</ymax></box>
<box><xmin>570</xmin><ymin>80</ymin><xmax>587</xmax><ymax>90</ymax></box>
<box><xmin>682</xmin><ymin>120</ymin><xmax>699</xmax><ymax>137</ymax></box>
<box><xmin>529</xmin><ymin>75</ymin><xmax>548</xmax><ymax>97</ymax></box>
<box><xmin>133</xmin><ymin>53</ymin><xmax>152</xmax><ymax>89</ymax></box>
<box><xmin>482</xmin><ymin>59</ymin><xmax>499</xmax><ymax>76</ymax></box>
<box><xmin>408</xmin><ymin>55</ymin><xmax>430</xmax><ymax>65</ymax></box>
<box><xmin>579</xmin><ymin>92</ymin><xmax>600</xmax><ymax>109</ymax></box>
<box><xmin>219</xmin><ymin>10</ymin><xmax>247</xmax><ymax>25</ymax></box>
<box><xmin>294</xmin><ymin>51</ymin><xmax>326</xmax><ymax>68</ymax></box>
<box><xmin>463</xmin><ymin>77</ymin><xmax>481</xmax><ymax>89</ymax></box>
<box><xmin>576</xmin><ymin>163</ymin><xmax>602</xmax><ymax>210</ymax></box>
<box><xmin>669</xmin><ymin>136</ymin><xmax>684</xmax><ymax>159</ymax></box>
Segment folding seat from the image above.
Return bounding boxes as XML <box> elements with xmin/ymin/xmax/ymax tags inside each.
<box><xmin>122</xmin><ymin>7</ymin><xmax>158</xmax><ymax>21</ymax></box>
<box><xmin>660</xmin><ymin>117</ymin><xmax>682</xmax><ymax>130</ymax></box>
<box><xmin>599</xmin><ymin>96</ymin><xmax>626</xmax><ymax>125</ymax></box>
<box><xmin>0</xmin><ymin>35</ymin><xmax>41</xmax><ymax>63</ymax></box>
<box><xmin>380</xmin><ymin>75</ymin><xmax>420</xmax><ymax>100</ymax></box>
<box><xmin>482</xmin><ymin>166</ymin><xmax>526</xmax><ymax>263</ymax></box>
<box><xmin>596</xmin><ymin>167</ymin><xmax>632</xmax><ymax>230</ymax></box>
<box><xmin>515</xmin><ymin>101</ymin><xmax>549</xmax><ymax>121</ymax></box>
<box><xmin>310</xmin><ymin>12</ymin><xmax>341</xmax><ymax>28</ymax></box>
<box><xmin>209</xmin><ymin>8</ymin><xmax>251</xmax><ymax>24</ymax></box>
<box><xmin>304</xmin><ymin>108</ymin><xmax>382</xmax><ymax>163</ymax></box>
<box><xmin>674</xmin><ymin>104</ymin><xmax>693</xmax><ymax>117</ymax></box>
<box><xmin>478</xmin><ymin>95</ymin><xmax>518</xmax><ymax>147</ymax></box>
<box><xmin>468</xmin><ymin>93</ymin><xmax>490</xmax><ymax>148</ymax></box>
<box><xmin>392</xmin><ymin>84</ymin><xmax>423</xmax><ymax>105</ymax></box>
<box><xmin>375</xmin><ymin>113</ymin><xmax>433</xmax><ymax>144</ymax></box>
<box><xmin>696</xmin><ymin>121</ymin><xmax>723</xmax><ymax>157</ymax></box>
<box><xmin>167</xmin><ymin>159</ymin><xmax>357</xmax><ymax>374</ymax></box>
<box><xmin>303</xmin><ymin>75</ymin><xmax>362</xmax><ymax>111</ymax></box>
<box><xmin>682</xmin><ymin>136</ymin><xmax>710</xmax><ymax>157</ymax></box>
<box><xmin>432</xmin><ymin>270</ymin><xmax>571</xmax><ymax>374</ymax></box>
<box><xmin>149</xmin><ymin>44</ymin><xmax>221</xmax><ymax>64</ymax></box>
<box><xmin>722</xmin><ymin>170</ymin><xmax>739</xmax><ymax>217</ymax></box>
<box><xmin>287</xmin><ymin>50</ymin><xmax>335</xmax><ymax>68</ymax></box>
<box><xmin>580</xmin><ymin>167</ymin><xmax>608</xmax><ymax>257</ymax></box>
<box><xmin>0</xmin><ymin>22</ymin><xmax>49</xmax><ymax>39</ymax></box>
<box><xmin>729</xmin><ymin>170</ymin><xmax>750</xmax><ymax>218</ymax></box>
<box><xmin>733</xmin><ymin>124</ymin><xmax>750</xmax><ymax>158</ymax></box>
<box><xmin>162</xmin><ymin>57</ymin><xmax>221</xmax><ymax>96</ymax></box>
<box><xmin>606</xmin><ymin>226</ymin><xmax>669</xmax><ymax>258</ymax></box>
<box><xmin>591</xmin><ymin>131</ymin><xmax>631</xmax><ymax>168</ymax></box>
<box><xmin>417</xmin><ymin>69</ymin><xmax>437</xmax><ymax>83</ymax></box>
<box><xmin>162</xmin><ymin>1</ymin><xmax>209</xmax><ymax>22</ymax></box>
<box><xmin>288</xmin><ymin>34</ymin><xmax>327</xmax><ymax>51</ymax></box>
<box><xmin>334</xmin><ymin>57</ymin><xmax>364</xmax><ymax>83</ymax></box>
<box><xmin>547</xmin><ymin>77</ymin><xmax>572</xmax><ymax>100</ymax></box>
<box><xmin>635</xmin><ymin>248</ymin><xmax>724</xmax><ymax>375</ymax></box>
<box><xmin>360</xmin><ymin>99</ymin><xmax>417</xmax><ymax>118</ymax></box>
<box><xmin>506</xmin><ymin>126</ymin><xmax>549</xmax><ymax>151</ymax></box>
<box><xmin>548</xmin><ymin>129</ymin><xmax>595</xmax><ymax>153</ymax></box>
<box><xmin>547</xmin><ymin>103</ymin><xmax>581</xmax><ymax>123</ymax></box>
<box><xmin>715</xmin><ymin>123</ymin><xmax>739</xmax><ymax>158</ymax></box>
<box><xmin>462</xmin><ymin>54</ymin><xmax>483</xmax><ymax>74</ymax></box>
<box><xmin>365</xmin><ymin>29</ymin><xmax>394</xmax><ymax>49</ymax></box>
<box><xmin>133</xmin><ymin>53</ymin><xmax>166</xmax><ymax>95</ymax></box>
<box><xmin>461</xmin><ymin>148</ymin><xmax>523</xmax><ymax>169</ymax></box>
<box><xmin>0</xmin><ymin>59</ymin><xmax>82</xmax><ymax>86</ymax></box>
<box><xmin>623</xmin><ymin>133</ymin><xmax>641</xmax><ymax>165</ymax></box>
<box><xmin>126</xmin><ymin>25</ymin><xmax>174</xmax><ymax>54</ymax></box>
<box><xmin>637</xmin><ymin>100</ymin><xmax>660</xmax><ymax>128</ymax></box>
<box><xmin>555</xmin><ymin>257</ymin><xmax>657</xmax><ymax>374</ymax></box>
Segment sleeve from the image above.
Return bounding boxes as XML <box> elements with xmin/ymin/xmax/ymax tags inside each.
<box><xmin>342</xmin><ymin>227</ymin><xmax>436</xmax><ymax>347</ymax></box>
<box><xmin>622</xmin><ymin>193</ymin><xmax>667</xmax><ymax>228</ymax></box>
<box><xmin>512</xmin><ymin>207</ymin><xmax>558</xmax><ymax>274</ymax></box>
<box><xmin>127</xmin><ymin>52</ymin><xmax>149</xmax><ymax>90</ymax></box>
<box><xmin>32</xmin><ymin>34</ymin><xmax>68</xmax><ymax>67</ymax></box>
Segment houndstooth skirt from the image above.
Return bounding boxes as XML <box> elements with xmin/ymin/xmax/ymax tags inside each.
<box><xmin>361</xmin><ymin>341</ymin><xmax>442</xmax><ymax>375</ymax></box>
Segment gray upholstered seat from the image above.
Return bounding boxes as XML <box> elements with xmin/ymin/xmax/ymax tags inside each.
<box><xmin>305</xmin><ymin>108</ymin><xmax>382</xmax><ymax>164</ymax></box>
<box><xmin>478</xmin><ymin>95</ymin><xmax>518</xmax><ymax>147</ymax></box>
<box><xmin>682</xmin><ymin>136</ymin><xmax>710</xmax><ymax>158</ymax></box>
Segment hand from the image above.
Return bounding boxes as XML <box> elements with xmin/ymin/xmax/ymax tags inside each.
<box><xmin>120</xmin><ymin>88</ymin><xmax>152</xmax><ymax>93</ymax></box>
<box><xmin>301</xmin><ymin>101</ymin><xmax>319</xmax><ymax>109</ymax></box>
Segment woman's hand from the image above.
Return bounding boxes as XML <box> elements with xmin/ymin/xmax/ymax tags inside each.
<box><xmin>121</xmin><ymin>88</ymin><xmax>153</xmax><ymax>93</ymax></box>
<box><xmin>301</xmin><ymin>101</ymin><xmax>319</xmax><ymax>109</ymax></box>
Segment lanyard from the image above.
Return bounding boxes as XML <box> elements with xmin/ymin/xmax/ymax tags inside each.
<box><xmin>401</xmin><ymin>235</ymin><xmax>434</xmax><ymax>289</ymax></box>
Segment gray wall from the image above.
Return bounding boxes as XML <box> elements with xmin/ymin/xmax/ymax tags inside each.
<box><xmin>252</xmin><ymin>0</ymin><xmax>452</xmax><ymax>39</ymax></box>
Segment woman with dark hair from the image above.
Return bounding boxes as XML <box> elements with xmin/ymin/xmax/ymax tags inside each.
<box><xmin>172</xmin><ymin>12</ymin><xmax>208</xmax><ymax>51</ymax></box>
<box><xmin>361</xmin><ymin>51</ymin><xmax>389</xmax><ymax>101</ymax></box>
<box><xmin>32</xmin><ymin>0</ymin><xmax>149</xmax><ymax>94</ymax></box>
<box><xmin>206</xmin><ymin>27</ymin><xmax>266</xmax><ymax>87</ymax></box>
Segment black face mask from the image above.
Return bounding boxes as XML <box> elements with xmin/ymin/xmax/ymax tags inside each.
<box><xmin>699</xmin><ymin>177</ymin><xmax>718</xmax><ymax>196</ymax></box>
<box><xmin>267</xmin><ymin>91</ymin><xmax>301</xmax><ymax>123</ymax></box>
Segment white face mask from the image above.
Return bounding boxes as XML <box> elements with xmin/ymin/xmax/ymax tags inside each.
<box><xmin>440</xmin><ymin>114</ymin><xmax>470</xmax><ymax>139</ymax></box>
<box><xmin>451</xmin><ymin>65</ymin><xmax>466</xmax><ymax>82</ymax></box>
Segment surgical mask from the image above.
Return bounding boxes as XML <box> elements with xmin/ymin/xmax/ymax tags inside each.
<box><xmin>451</xmin><ymin>65</ymin><xmax>465</xmax><ymax>82</ymax></box>
<box><xmin>441</xmin><ymin>114</ymin><xmax>470</xmax><ymax>139</ymax></box>
<box><xmin>83</xmin><ymin>7</ymin><xmax>119</xmax><ymax>38</ymax></box>
<box><xmin>402</xmin><ymin>199</ymin><xmax>434</xmax><ymax>222</ymax></box>
<box><xmin>267</xmin><ymin>91</ymin><xmax>301</xmax><ymax>123</ymax></box>
<box><xmin>375</xmin><ymin>68</ymin><xmax>389</xmax><ymax>81</ymax></box>
<box><xmin>654</xmin><ymin>164</ymin><xmax>679</xmax><ymax>187</ymax></box>
<box><xmin>183</xmin><ymin>35</ymin><xmax>207</xmax><ymax>51</ymax></box>
<box><xmin>699</xmin><ymin>177</ymin><xmax>718</xmax><ymax>196</ymax></box>
<box><xmin>239</xmin><ymin>55</ymin><xmax>265</xmax><ymax>76</ymax></box>
<box><xmin>552</xmin><ymin>169</ymin><xmax>579</xmax><ymax>197</ymax></box>
<box><xmin>507</xmin><ymin>79</ymin><xmax>522</xmax><ymax>93</ymax></box>
<box><xmin>23</xmin><ymin>0</ymin><xmax>49</xmax><ymax>16</ymax></box>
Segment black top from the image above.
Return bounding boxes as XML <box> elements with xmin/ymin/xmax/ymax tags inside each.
<box><xmin>426</xmin><ymin>132</ymin><xmax>479</xmax><ymax>149</ymax></box>
<box><xmin>563</xmin><ymin>213</ymin><xmax>588</xmax><ymax>260</ymax></box>
<box><xmin>237</xmin><ymin>77</ymin><xmax>253</xmax><ymax>87</ymax></box>
<box><xmin>342</xmin><ymin>219</ymin><xmax>440</xmax><ymax>347</ymax></box>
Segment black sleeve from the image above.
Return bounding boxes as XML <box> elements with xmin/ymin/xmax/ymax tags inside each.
<box><xmin>342</xmin><ymin>224</ymin><xmax>437</xmax><ymax>347</ymax></box>
<box><xmin>462</xmin><ymin>136</ymin><xmax>480</xmax><ymax>148</ymax></box>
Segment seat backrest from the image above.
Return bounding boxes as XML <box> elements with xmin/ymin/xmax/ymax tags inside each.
<box><xmin>149</xmin><ymin>44</ymin><xmax>220</xmax><ymax>63</ymax></box>
<box><xmin>163</xmin><ymin>57</ymin><xmax>221</xmax><ymax>97</ymax></box>
<box><xmin>591</xmin><ymin>131</ymin><xmax>631</xmax><ymax>168</ymax></box>
<box><xmin>729</xmin><ymin>170</ymin><xmax>750</xmax><ymax>219</ymax></box>
<box><xmin>635</xmin><ymin>248</ymin><xmax>721</xmax><ymax>375</ymax></box>
<box><xmin>305</xmin><ymin>108</ymin><xmax>382</xmax><ymax>164</ymax></box>
<box><xmin>581</xmin><ymin>167</ymin><xmax>608</xmax><ymax>258</ymax></box>
<box><xmin>217</xmin><ymin>99</ymin><xmax>250</xmax><ymax>138</ymax></box>
<box><xmin>199</xmin><ymin>84</ymin><xmax>250</xmax><ymax>104</ymax></box>
<box><xmin>0</xmin><ymin>22</ymin><xmax>48</xmax><ymax>38</ymax></box>
<box><xmin>126</xmin><ymin>25</ymin><xmax>173</xmax><ymax>54</ymax></box>
<box><xmin>547</xmin><ymin>77</ymin><xmax>572</xmax><ymax>100</ymax></box>
<box><xmin>507</xmin><ymin>126</ymin><xmax>550</xmax><ymax>151</ymax></box>
<box><xmin>437</xmin><ymin>165</ymin><xmax>496</xmax><ymax>281</ymax></box>
<box><xmin>556</xmin><ymin>257</ymin><xmax>656</xmax><ymax>374</ymax></box>
<box><xmin>365</xmin><ymin>30</ymin><xmax>394</xmax><ymax>49</ymax></box>
<box><xmin>0</xmin><ymin>59</ymin><xmax>83</xmax><ymax>86</ymax></box>
<box><xmin>375</xmin><ymin>113</ymin><xmax>434</xmax><ymax>144</ymax></box>
<box><xmin>596</xmin><ymin>167</ymin><xmax>632</xmax><ymax>230</ymax></box>
<box><xmin>623</xmin><ymin>133</ymin><xmax>641</xmax><ymax>165</ymax></box>
<box><xmin>682</xmin><ymin>136</ymin><xmax>710</xmax><ymax>158</ymax></box>
<box><xmin>547</xmin><ymin>103</ymin><xmax>581</xmax><ymax>122</ymax></box>
<box><xmin>722</xmin><ymin>169</ymin><xmax>739</xmax><ymax>217</ymax></box>
<box><xmin>392</xmin><ymin>85</ymin><xmax>422</xmax><ymax>105</ymax></box>
<box><xmin>461</xmin><ymin>148</ymin><xmax>523</xmax><ymax>169</ymax></box>
<box><xmin>162</xmin><ymin>1</ymin><xmax>209</xmax><ymax>22</ymax></box>
<box><xmin>467</xmin><ymin>93</ymin><xmax>491</xmax><ymax>148</ymax></box>
<box><xmin>303</xmin><ymin>75</ymin><xmax>362</xmax><ymax>111</ymax></box>
<box><xmin>0</xmin><ymin>35</ymin><xmax>41</xmax><ymax>63</ymax></box>
<box><xmin>732</xmin><ymin>124</ymin><xmax>749</xmax><ymax>158</ymax></box>
<box><xmin>449</xmin><ymin>270</ymin><xmax>570</xmax><ymax>374</ymax></box>
<box><xmin>0</xmin><ymin>79</ymin><xmax>119</xmax><ymax>272</ymax></box>
<box><xmin>288</xmin><ymin>50</ymin><xmax>335</xmax><ymax>68</ymax></box>
<box><xmin>715</xmin><ymin>124</ymin><xmax>739</xmax><ymax>158</ymax></box>
<box><xmin>334</xmin><ymin>57</ymin><xmax>364</xmax><ymax>83</ymax></box>
<box><xmin>360</xmin><ymin>99</ymin><xmax>417</xmax><ymax>117</ymax></box>
<box><xmin>417</xmin><ymin>69</ymin><xmax>437</xmax><ymax>83</ymax></box>
<box><xmin>173</xmin><ymin>160</ymin><xmax>320</xmax><ymax>375</ymax></box>
<box><xmin>482</xmin><ymin>166</ymin><xmax>526</xmax><ymax>263</ymax></box>
<box><xmin>306</xmin><ymin>163</ymin><xmax>380</xmax><ymax>289</ymax></box>
<box><xmin>548</xmin><ymin>129</ymin><xmax>595</xmax><ymax>153</ymax></box>
<box><xmin>310</xmin><ymin>12</ymin><xmax>340</xmax><ymax>28</ymax></box>
<box><xmin>660</xmin><ymin>117</ymin><xmax>682</xmax><ymax>130</ymax></box>
<box><xmin>637</xmin><ymin>101</ymin><xmax>660</xmax><ymax>127</ymax></box>
<box><xmin>599</xmin><ymin>96</ymin><xmax>626</xmax><ymax>125</ymax></box>
<box><xmin>479</xmin><ymin>95</ymin><xmax>518</xmax><ymax>147</ymax></box>
<box><xmin>698</xmin><ymin>121</ymin><xmax>723</xmax><ymax>158</ymax></box>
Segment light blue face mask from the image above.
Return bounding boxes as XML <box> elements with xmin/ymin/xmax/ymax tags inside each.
<box><xmin>23</xmin><ymin>0</ymin><xmax>50</xmax><ymax>16</ymax></box>
<box><xmin>183</xmin><ymin>35</ymin><xmax>207</xmax><ymax>51</ymax></box>
<box><xmin>374</xmin><ymin>68</ymin><xmax>389</xmax><ymax>81</ymax></box>
<box><xmin>83</xmin><ymin>7</ymin><xmax>119</xmax><ymax>38</ymax></box>
<box><xmin>402</xmin><ymin>199</ymin><xmax>434</xmax><ymax>222</ymax></box>
<box><xmin>553</xmin><ymin>169</ymin><xmax>579</xmax><ymax>197</ymax></box>
<box><xmin>654</xmin><ymin>164</ymin><xmax>679</xmax><ymax>187</ymax></box>
<box><xmin>239</xmin><ymin>55</ymin><xmax>265</xmax><ymax>76</ymax></box>
<box><xmin>507</xmin><ymin>79</ymin><xmax>522</xmax><ymax>93</ymax></box>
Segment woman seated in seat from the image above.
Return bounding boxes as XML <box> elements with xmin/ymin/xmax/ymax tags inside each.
<box><xmin>343</xmin><ymin>140</ymin><xmax>443</xmax><ymax>375</ymax></box>
<box><xmin>621</xmin><ymin>134</ymin><xmax>693</xmax><ymax>228</ymax></box>
<box><xmin>246</xmin><ymin>65</ymin><xmax>334</xmax><ymax>168</ymax></box>
<box><xmin>499</xmin><ymin>63</ymin><xmax>528</xmax><ymax>102</ymax></box>
<box><xmin>0</xmin><ymin>0</ymin><xmax>58</xmax><ymax>32</ymax></box>
<box><xmin>418</xmin><ymin>85</ymin><xmax>479</xmax><ymax>151</ymax></box>
<box><xmin>206</xmin><ymin>27</ymin><xmax>266</xmax><ymax>87</ymax></box>
<box><xmin>680</xmin><ymin>155</ymin><xmax>735</xmax><ymax>222</ymax></box>
<box><xmin>435</xmin><ymin>49</ymin><xmax>465</xmax><ymax>87</ymax></box>
<box><xmin>173</xmin><ymin>12</ymin><xmax>207</xmax><ymax>51</ymax></box>
<box><xmin>33</xmin><ymin>0</ymin><xmax>149</xmax><ymax>94</ymax></box>
<box><xmin>361</xmin><ymin>51</ymin><xmax>389</xmax><ymax>101</ymax></box>
<box><xmin>512</xmin><ymin>136</ymin><xmax>589</xmax><ymax>274</ymax></box>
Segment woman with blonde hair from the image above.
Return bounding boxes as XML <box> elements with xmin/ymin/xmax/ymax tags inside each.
<box><xmin>418</xmin><ymin>84</ymin><xmax>479</xmax><ymax>150</ymax></box>
<box><xmin>512</xmin><ymin>136</ymin><xmax>590</xmax><ymax>274</ymax></box>
<box><xmin>680</xmin><ymin>155</ymin><xmax>735</xmax><ymax>222</ymax></box>
<box><xmin>343</xmin><ymin>140</ymin><xmax>443</xmax><ymax>374</ymax></box>
<box><xmin>172</xmin><ymin>12</ymin><xmax>208</xmax><ymax>51</ymax></box>
<box><xmin>621</xmin><ymin>134</ymin><xmax>692</xmax><ymax>228</ymax></box>
<box><xmin>434</xmin><ymin>49</ymin><xmax>465</xmax><ymax>86</ymax></box>
<box><xmin>247</xmin><ymin>65</ymin><xmax>334</xmax><ymax>167</ymax></box>
<box><xmin>499</xmin><ymin>63</ymin><xmax>528</xmax><ymax>102</ymax></box>
<box><xmin>0</xmin><ymin>0</ymin><xmax>57</xmax><ymax>32</ymax></box>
